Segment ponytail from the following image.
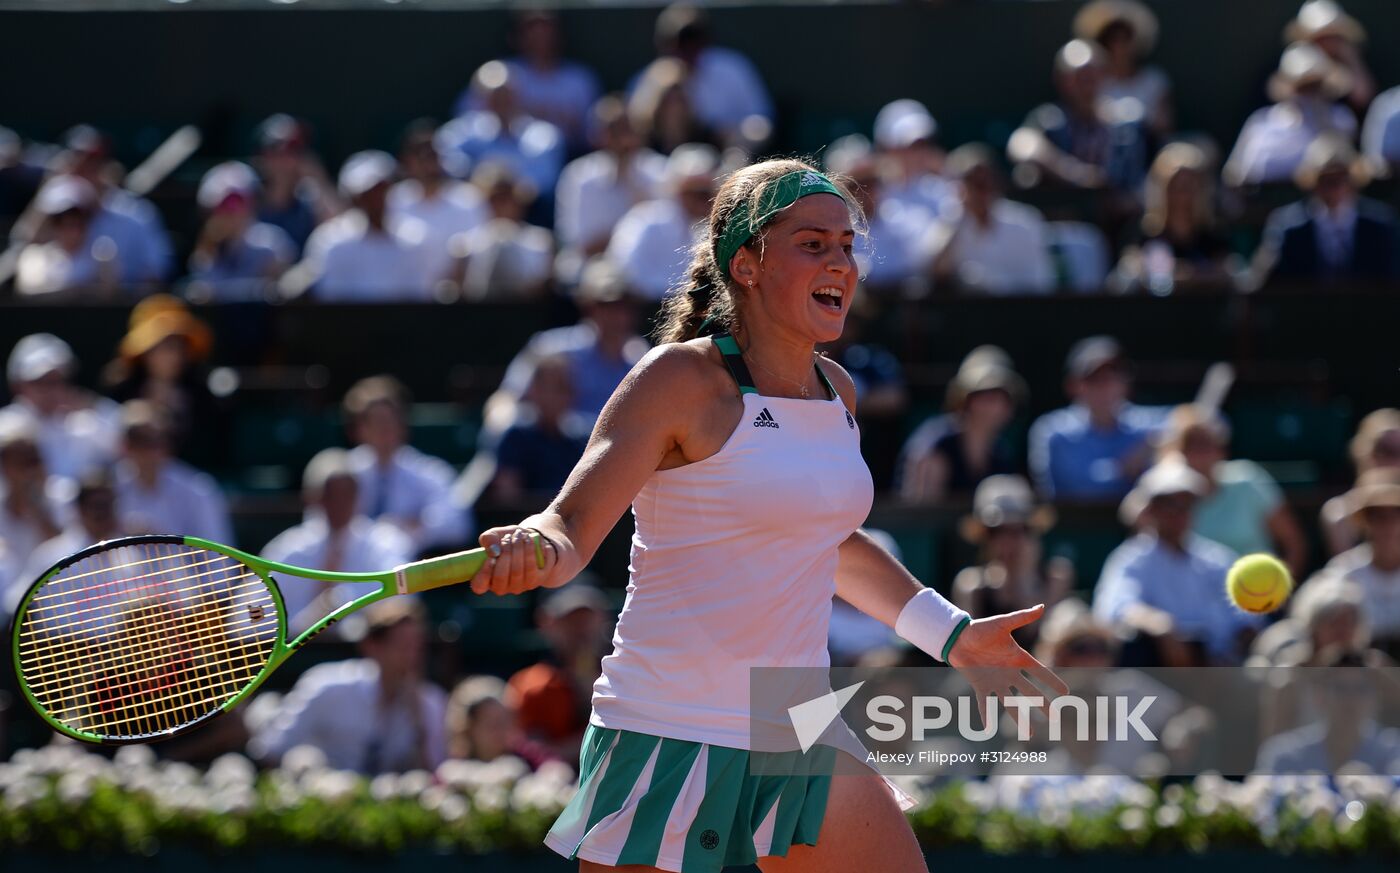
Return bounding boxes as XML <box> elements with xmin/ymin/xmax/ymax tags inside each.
<box><xmin>654</xmin><ymin>249</ymin><xmax>735</xmax><ymax>343</ymax></box>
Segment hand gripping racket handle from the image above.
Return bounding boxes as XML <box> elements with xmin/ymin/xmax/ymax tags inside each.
<box><xmin>392</xmin><ymin>532</ymin><xmax>544</xmax><ymax>594</ymax></box>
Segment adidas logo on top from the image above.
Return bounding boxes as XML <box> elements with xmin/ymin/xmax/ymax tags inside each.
<box><xmin>800</xmin><ymin>172</ymin><xmax>825</xmax><ymax>188</ymax></box>
<box><xmin>753</xmin><ymin>407</ymin><xmax>780</xmax><ymax>429</ymax></box>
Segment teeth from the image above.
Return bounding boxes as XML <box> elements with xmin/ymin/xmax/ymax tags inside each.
<box><xmin>813</xmin><ymin>287</ymin><xmax>843</xmax><ymax>300</ymax></box>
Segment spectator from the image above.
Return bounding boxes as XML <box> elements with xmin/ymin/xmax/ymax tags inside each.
<box><xmin>1007</xmin><ymin>39</ymin><xmax>1150</xmax><ymax>196</ymax></box>
<box><xmin>1254</xmin><ymin>132</ymin><xmax>1398</xmax><ymax>283</ymax></box>
<box><xmin>102</xmin><ymin>295</ymin><xmax>223</xmax><ymax>461</ymax></box>
<box><xmin>649</xmin><ymin>2</ymin><xmax>773</xmax><ymax>143</ymax></box>
<box><xmin>555</xmin><ymin>96</ymin><xmax>666</xmax><ymax>276</ymax></box>
<box><xmin>952</xmin><ymin>476</ymin><xmax>1074</xmax><ymax>651</ymax></box>
<box><xmin>252</xmin><ymin>598</ymin><xmax>447</xmax><ymax>774</ymax></box>
<box><xmin>458</xmin><ymin>162</ymin><xmax>553</xmax><ymax>301</ymax></box>
<box><xmin>388</xmin><ymin>120</ymin><xmax>489</xmax><ymax>291</ymax></box>
<box><xmin>826</xmin><ymin>140</ymin><xmax>927</xmax><ymax>289</ymax></box>
<box><xmin>293</xmin><ymin>151</ymin><xmax>434</xmax><ymax>301</ymax></box>
<box><xmin>1254</xmin><ymin>648</ymin><xmax>1400</xmax><ymax>774</ymax></box>
<box><xmin>926</xmin><ymin>144</ymin><xmax>1056</xmax><ymax>295</ymax></box>
<box><xmin>1157</xmin><ymin>404</ymin><xmax>1308</xmax><ymax>577</ymax></box>
<box><xmin>1322</xmin><ymin>408</ymin><xmax>1400</xmax><ymax>555</ymax></box>
<box><xmin>497</xmin><ymin>258</ymin><xmax>650</xmax><ymax>421</ymax></box>
<box><xmin>507</xmin><ymin>581</ymin><xmax>613</xmax><ymax>763</ymax></box>
<box><xmin>1224</xmin><ymin>43</ymin><xmax>1356</xmax><ymax>186</ymax></box>
<box><xmin>1031</xmin><ymin>598</ymin><xmax>1206</xmax><ymax>776</ymax></box>
<box><xmin>186</xmin><ymin>161</ymin><xmax>295</xmax><ymax>302</ymax></box>
<box><xmin>457</xmin><ymin>10</ymin><xmax>601</xmax><ymax>150</ymax></box>
<box><xmin>1252</xmin><ymin>573</ymin><xmax>1369</xmax><ymax>670</ymax></box>
<box><xmin>608</xmin><ymin>143</ymin><xmax>717</xmax><ymax>300</ymax></box>
<box><xmin>1321</xmin><ymin>468</ymin><xmax>1400</xmax><ymax>653</ymax></box>
<box><xmin>1113</xmin><ymin>143</ymin><xmax>1240</xmax><ymax>292</ymax></box>
<box><xmin>1094</xmin><ymin>459</ymin><xmax>1259</xmax><ymax>666</ymax></box>
<box><xmin>342</xmin><ymin>376</ymin><xmax>469</xmax><ymax>552</ymax></box>
<box><xmin>261</xmin><ymin>449</ymin><xmax>413</xmax><ymax>636</ymax></box>
<box><xmin>50</xmin><ymin>124</ymin><xmax>172</xmax><ymax>284</ymax></box>
<box><xmin>0</xmin><ymin>418</ymin><xmax>64</xmax><ymax>594</ymax></box>
<box><xmin>113</xmin><ymin>400</ymin><xmax>232</xmax><ymax>543</ymax></box>
<box><xmin>1073</xmin><ymin>0</ymin><xmax>1174</xmax><ymax>137</ymax></box>
<box><xmin>438</xmin><ymin>60</ymin><xmax>567</xmax><ymax>202</ymax></box>
<box><xmin>14</xmin><ymin>177</ymin><xmax>122</xmax><ymax>298</ymax></box>
<box><xmin>898</xmin><ymin>352</ymin><xmax>1024</xmax><ymax>502</ymax></box>
<box><xmin>0</xmin><ymin>125</ymin><xmax>43</xmax><ymax>237</ymax></box>
<box><xmin>445</xmin><ymin>675</ymin><xmax>559</xmax><ymax>770</ymax></box>
<box><xmin>1285</xmin><ymin>0</ymin><xmax>1376</xmax><ymax>113</ymax></box>
<box><xmin>252</xmin><ymin>114</ymin><xmax>340</xmax><ymax>254</ymax></box>
<box><xmin>1028</xmin><ymin>336</ymin><xmax>1165</xmax><ymax>500</ymax></box>
<box><xmin>10</xmin><ymin>470</ymin><xmax>123</xmax><ymax>616</ymax></box>
<box><xmin>627</xmin><ymin>58</ymin><xmax>719</xmax><ymax>157</ymax></box>
<box><xmin>872</xmin><ymin>99</ymin><xmax>952</xmax><ymax>218</ymax></box>
<box><xmin>0</xmin><ymin>333</ymin><xmax>120</xmax><ymax>480</ymax></box>
<box><xmin>490</xmin><ymin>355</ymin><xmax>590</xmax><ymax>505</ymax></box>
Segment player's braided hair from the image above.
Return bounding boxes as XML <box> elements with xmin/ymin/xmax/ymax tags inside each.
<box><xmin>654</xmin><ymin>158</ymin><xmax>862</xmax><ymax>344</ymax></box>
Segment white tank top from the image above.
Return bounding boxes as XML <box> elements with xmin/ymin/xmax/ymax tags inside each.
<box><xmin>590</xmin><ymin>336</ymin><xmax>874</xmax><ymax>747</ymax></box>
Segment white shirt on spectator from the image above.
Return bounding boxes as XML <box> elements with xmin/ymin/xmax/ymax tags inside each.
<box><xmin>0</xmin><ymin>398</ymin><xmax>121</xmax><ymax>480</ymax></box>
<box><xmin>302</xmin><ymin>210</ymin><xmax>435</xmax><ymax>302</ymax></box>
<box><xmin>1362</xmin><ymin>85</ymin><xmax>1400</xmax><ymax>171</ymax></box>
<box><xmin>387</xmin><ymin>180</ymin><xmax>489</xmax><ymax>286</ymax></box>
<box><xmin>458</xmin><ymin>58</ymin><xmax>601</xmax><ymax>147</ymax></box>
<box><xmin>555</xmin><ymin>149</ymin><xmax>667</xmax><ymax>252</ymax></box>
<box><xmin>883</xmin><ymin>173</ymin><xmax>955</xmax><ymax>220</ymax></box>
<box><xmin>346</xmin><ymin>444</ymin><xmax>470</xmax><ymax>551</ymax></box>
<box><xmin>7</xmin><ymin>526</ymin><xmax>108</xmax><ymax>618</ymax></box>
<box><xmin>1227</xmin><ymin>101</ymin><xmax>1357</xmax><ymax>185</ymax></box>
<box><xmin>0</xmin><ymin>481</ymin><xmax>72</xmax><ymax>574</ymax></box>
<box><xmin>459</xmin><ymin>218</ymin><xmax>555</xmax><ymax>300</ymax></box>
<box><xmin>251</xmin><ymin>657</ymin><xmax>447</xmax><ymax>774</ymax></box>
<box><xmin>859</xmin><ymin>199</ymin><xmax>933</xmax><ymax>288</ymax></box>
<box><xmin>114</xmin><ymin>459</ymin><xmax>233</xmax><ymax>544</ymax></box>
<box><xmin>1324</xmin><ymin>544</ymin><xmax>1400</xmax><ymax>642</ymax></box>
<box><xmin>687</xmin><ymin>46</ymin><xmax>774</xmax><ymax>132</ymax></box>
<box><xmin>925</xmin><ymin>199</ymin><xmax>1055</xmax><ymax>294</ymax></box>
<box><xmin>260</xmin><ymin>515</ymin><xmax>413</xmax><ymax>636</ymax></box>
<box><xmin>607</xmin><ymin>198</ymin><xmax>705</xmax><ymax>300</ymax></box>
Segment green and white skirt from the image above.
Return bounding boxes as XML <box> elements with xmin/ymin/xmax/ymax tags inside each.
<box><xmin>544</xmin><ymin>725</ymin><xmax>837</xmax><ymax>872</ymax></box>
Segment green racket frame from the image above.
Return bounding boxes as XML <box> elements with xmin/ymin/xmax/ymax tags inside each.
<box><xmin>10</xmin><ymin>532</ymin><xmax>540</xmax><ymax>745</ymax></box>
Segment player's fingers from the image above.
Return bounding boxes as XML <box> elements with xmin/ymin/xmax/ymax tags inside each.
<box><xmin>472</xmin><ymin>529</ymin><xmax>506</xmax><ymax>594</ymax></box>
<box><xmin>993</xmin><ymin>603</ymin><xmax>1045</xmax><ymax>631</ymax></box>
<box><xmin>969</xmin><ymin>681</ymin><xmax>995</xmax><ymax>732</ymax></box>
<box><xmin>506</xmin><ymin>531</ymin><xmax>530</xmax><ymax>595</ymax></box>
<box><xmin>487</xmin><ymin>531</ymin><xmax>519</xmax><ymax>595</ymax></box>
<box><xmin>1019</xmin><ymin>654</ymin><xmax>1070</xmax><ymax>698</ymax></box>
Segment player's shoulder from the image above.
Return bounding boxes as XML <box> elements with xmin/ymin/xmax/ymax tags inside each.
<box><xmin>815</xmin><ymin>354</ymin><xmax>858</xmax><ymax>413</ymax></box>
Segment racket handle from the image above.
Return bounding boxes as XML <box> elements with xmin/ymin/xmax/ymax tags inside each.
<box><xmin>392</xmin><ymin>533</ymin><xmax>543</xmax><ymax>594</ymax></box>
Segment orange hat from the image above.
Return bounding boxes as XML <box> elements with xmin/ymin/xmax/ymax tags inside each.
<box><xmin>118</xmin><ymin>307</ymin><xmax>213</xmax><ymax>363</ymax></box>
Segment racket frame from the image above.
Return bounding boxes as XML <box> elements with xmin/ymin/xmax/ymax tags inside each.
<box><xmin>9</xmin><ymin>532</ymin><xmax>525</xmax><ymax>746</ymax></box>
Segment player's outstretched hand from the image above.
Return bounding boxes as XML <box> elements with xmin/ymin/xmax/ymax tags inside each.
<box><xmin>470</xmin><ymin>525</ymin><xmax>561</xmax><ymax>596</ymax></box>
<box><xmin>946</xmin><ymin>604</ymin><xmax>1069</xmax><ymax>737</ymax></box>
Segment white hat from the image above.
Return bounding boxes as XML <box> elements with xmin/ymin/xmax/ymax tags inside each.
<box><xmin>874</xmin><ymin>99</ymin><xmax>937</xmax><ymax>150</ymax></box>
<box><xmin>1118</xmin><ymin>459</ymin><xmax>1209</xmax><ymax>526</ymax></box>
<box><xmin>7</xmin><ymin>333</ymin><xmax>76</xmax><ymax>384</ymax></box>
<box><xmin>665</xmin><ymin>143</ymin><xmax>720</xmax><ymax>183</ymax></box>
<box><xmin>337</xmin><ymin>150</ymin><xmax>397</xmax><ymax>198</ymax></box>
<box><xmin>34</xmin><ymin>176</ymin><xmax>97</xmax><ymax>216</ymax></box>
<box><xmin>197</xmin><ymin>161</ymin><xmax>260</xmax><ymax>210</ymax></box>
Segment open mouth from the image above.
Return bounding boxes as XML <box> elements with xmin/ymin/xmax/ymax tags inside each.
<box><xmin>812</xmin><ymin>287</ymin><xmax>845</xmax><ymax>312</ymax></box>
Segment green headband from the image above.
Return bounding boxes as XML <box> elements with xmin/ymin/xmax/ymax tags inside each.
<box><xmin>713</xmin><ymin>169</ymin><xmax>846</xmax><ymax>276</ymax></box>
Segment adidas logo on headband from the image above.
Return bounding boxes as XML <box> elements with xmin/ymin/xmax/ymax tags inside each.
<box><xmin>801</xmin><ymin>172</ymin><xmax>826</xmax><ymax>188</ymax></box>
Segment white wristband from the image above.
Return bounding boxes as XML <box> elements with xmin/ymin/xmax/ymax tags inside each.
<box><xmin>895</xmin><ymin>588</ymin><xmax>972</xmax><ymax>662</ymax></box>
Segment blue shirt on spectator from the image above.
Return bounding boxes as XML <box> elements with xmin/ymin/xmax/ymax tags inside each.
<box><xmin>436</xmin><ymin>112</ymin><xmax>566</xmax><ymax>202</ymax></box>
<box><xmin>1028</xmin><ymin>402</ymin><xmax>1166</xmax><ymax>500</ymax></box>
<box><xmin>1093</xmin><ymin>532</ymin><xmax>1259</xmax><ymax>664</ymax></box>
<box><xmin>495</xmin><ymin>411</ymin><xmax>591</xmax><ymax>495</ymax></box>
<box><xmin>500</xmin><ymin>323</ymin><xmax>650</xmax><ymax>420</ymax></box>
<box><xmin>259</xmin><ymin>185</ymin><xmax>321</xmax><ymax>255</ymax></box>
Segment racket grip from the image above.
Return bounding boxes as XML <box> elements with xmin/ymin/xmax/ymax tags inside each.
<box><xmin>392</xmin><ymin>533</ymin><xmax>543</xmax><ymax>594</ymax></box>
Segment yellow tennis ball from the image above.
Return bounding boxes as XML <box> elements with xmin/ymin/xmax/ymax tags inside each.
<box><xmin>1226</xmin><ymin>553</ymin><xmax>1293</xmax><ymax>614</ymax></box>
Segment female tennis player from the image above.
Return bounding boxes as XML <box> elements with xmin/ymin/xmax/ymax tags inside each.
<box><xmin>467</xmin><ymin>158</ymin><xmax>1067</xmax><ymax>873</ymax></box>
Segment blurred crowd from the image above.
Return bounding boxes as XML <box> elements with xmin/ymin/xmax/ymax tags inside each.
<box><xmin>2</xmin><ymin>0</ymin><xmax>1400</xmax><ymax>782</ymax></box>
<box><xmin>5</xmin><ymin>2</ymin><xmax>1400</xmax><ymax>304</ymax></box>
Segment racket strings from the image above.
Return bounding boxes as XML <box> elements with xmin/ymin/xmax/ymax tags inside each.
<box><xmin>19</xmin><ymin>583</ymin><xmax>273</xmax><ymax>695</ymax></box>
<box><xmin>16</xmin><ymin>542</ymin><xmax>279</xmax><ymax>739</ymax></box>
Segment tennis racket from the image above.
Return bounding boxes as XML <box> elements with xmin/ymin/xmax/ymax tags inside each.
<box><xmin>9</xmin><ymin>532</ymin><xmax>540</xmax><ymax>746</ymax></box>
